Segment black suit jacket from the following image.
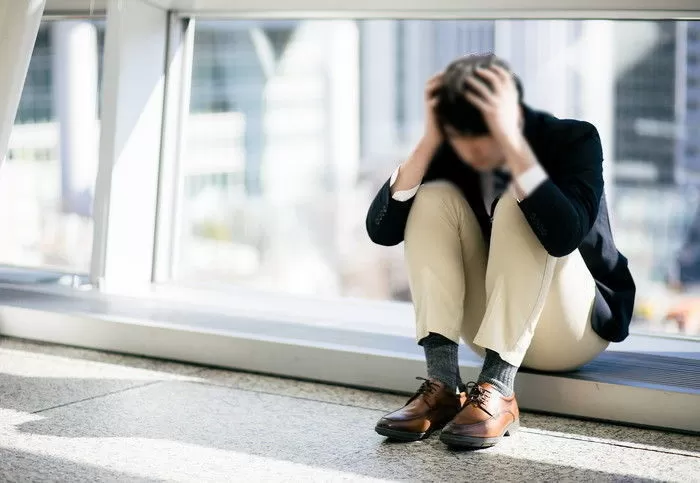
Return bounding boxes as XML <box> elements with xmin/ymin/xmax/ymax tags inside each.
<box><xmin>366</xmin><ymin>105</ymin><xmax>636</xmax><ymax>343</ymax></box>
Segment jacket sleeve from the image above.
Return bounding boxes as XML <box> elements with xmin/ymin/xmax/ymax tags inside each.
<box><xmin>365</xmin><ymin>178</ymin><xmax>415</xmax><ymax>246</ymax></box>
<box><xmin>517</xmin><ymin>124</ymin><xmax>604</xmax><ymax>257</ymax></box>
<box><xmin>365</xmin><ymin>144</ymin><xmax>449</xmax><ymax>246</ymax></box>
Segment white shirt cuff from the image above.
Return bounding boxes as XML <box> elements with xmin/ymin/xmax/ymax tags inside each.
<box><xmin>513</xmin><ymin>164</ymin><xmax>548</xmax><ymax>199</ymax></box>
<box><xmin>389</xmin><ymin>166</ymin><xmax>420</xmax><ymax>202</ymax></box>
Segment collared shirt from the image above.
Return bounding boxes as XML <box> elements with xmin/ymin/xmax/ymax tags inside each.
<box><xmin>389</xmin><ymin>161</ymin><xmax>548</xmax><ymax>211</ymax></box>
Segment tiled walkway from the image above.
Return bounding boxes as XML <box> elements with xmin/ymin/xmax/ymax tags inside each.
<box><xmin>1</xmin><ymin>337</ymin><xmax>698</xmax><ymax>482</ymax></box>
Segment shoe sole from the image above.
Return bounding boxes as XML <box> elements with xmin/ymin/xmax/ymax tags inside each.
<box><xmin>375</xmin><ymin>422</ymin><xmax>447</xmax><ymax>442</ymax></box>
<box><xmin>439</xmin><ymin>419</ymin><xmax>520</xmax><ymax>448</ymax></box>
<box><xmin>374</xmin><ymin>426</ymin><xmax>427</xmax><ymax>441</ymax></box>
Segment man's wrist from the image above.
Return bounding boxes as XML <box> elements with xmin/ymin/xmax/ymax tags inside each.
<box><xmin>499</xmin><ymin>131</ymin><xmax>525</xmax><ymax>157</ymax></box>
<box><xmin>418</xmin><ymin>134</ymin><xmax>442</xmax><ymax>155</ymax></box>
<box><xmin>408</xmin><ymin>135</ymin><xmax>440</xmax><ymax>170</ymax></box>
<box><xmin>501</xmin><ymin>133</ymin><xmax>535</xmax><ymax>176</ymax></box>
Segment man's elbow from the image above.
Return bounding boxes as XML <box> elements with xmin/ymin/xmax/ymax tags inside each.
<box><xmin>544</xmin><ymin>242</ymin><xmax>578</xmax><ymax>258</ymax></box>
<box><xmin>541</xmin><ymin>230</ymin><xmax>583</xmax><ymax>258</ymax></box>
<box><xmin>366</xmin><ymin>219</ymin><xmax>402</xmax><ymax>247</ymax></box>
<box><xmin>368</xmin><ymin>231</ymin><xmax>403</xmax><ymax>247</ymax></box>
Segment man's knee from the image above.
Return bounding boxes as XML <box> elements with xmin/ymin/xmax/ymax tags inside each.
<box><xmin>407</xmin><ymin>181</ymin><xmax>474</xmax><ymax>235</ymax></box>
<box><xmin>412</xmin><ymin>181</ymin><xmax>464</xmax><ymax>210</ymax></box>
<box><xmin>491</xmin><ymin>192</ymin><xmax>543</xmax><ymax>249</ymax></box>
<box><xmin>406</xmin><ymin>181</ymin><xmax>484</xmax><ymax>263</ymax></box>
<box><xmin>492</xmin><ymin>192</ymin><xmax>524</xmax><ymax>224</ymax></box>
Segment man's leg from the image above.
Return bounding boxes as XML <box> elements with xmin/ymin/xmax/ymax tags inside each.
<box><xmin>474</xmin><ymin>193</ymin><xmax>609</xmax><ymax>377</ymax></box>
<box><xmin>441</xmin><ymin>193</ymin><xmax>608</xmax><ymax>448</ymax></box>
<box><xmin>405</xmin><ymin>181</ymin><xmax>488</xmax><ymax>391</ymax></box>
<box><xmin>374</xmin><ymin>181</ymin><xmax>487</xmax><ymax>441</ymax></box>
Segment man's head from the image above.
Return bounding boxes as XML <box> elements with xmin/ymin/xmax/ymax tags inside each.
<box><xmin>436</xmin><ymin>53</ymin><xmax>524</xmax><ymax>171</ymax></box>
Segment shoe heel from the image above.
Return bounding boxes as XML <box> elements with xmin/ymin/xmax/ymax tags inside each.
<box><xmin>504</xmin><ymin>419</ymin><xmax>520</xmax><ymax>436</ymax></box>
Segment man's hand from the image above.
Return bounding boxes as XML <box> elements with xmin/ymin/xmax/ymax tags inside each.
<box><xmin>464</xmin><ymin>65</ymin><xmax>522</xmax><ymax>150</ymax></box>
<box><xmin>465</xmin><ymin>64</ymin><xmax>536</xmax><ymax>179</ymax></box>
<box><xmin>423</xmin><ymin>72</ymin><xmax>444</xmax><ymax>149</ymax></box>
<box><xmin>390</xmin><ymin>73</ymin><xmax>444</xmax><ymax>196</ymax></box>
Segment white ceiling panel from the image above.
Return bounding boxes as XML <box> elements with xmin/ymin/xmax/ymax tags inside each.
<box><xmin>44</xmin><ymin>0</ymin><xmax>700</xmax><ymax>18</ymax></box>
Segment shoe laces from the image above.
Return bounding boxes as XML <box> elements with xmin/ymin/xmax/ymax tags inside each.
<box><xmin>464</xmin><ymin>382</ymin><xmax>493</xmax><ymax>416</ymax></box>
<box><xmin>406</xmin><ymin>377</ymin><xmax>441</xmax><ymax>407</ymax></box>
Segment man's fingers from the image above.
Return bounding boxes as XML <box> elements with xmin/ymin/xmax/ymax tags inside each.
<box><xmin>465</xmin><ymin>75</ymin><xmax>494</xmax><ymax>103</ymax></box>
<box><xmin>427</xmin><ymin>77</ymin><xmax>442</xmax><ymax>90</ymax></box>
<box><xmin>465</xmin><ymin>91</ymin><xmax>489</xmax><ymax>112</ymax></box>
<box><xmin>474</xmin><ymin>67</ymin><xmax>502</xmax><ymax>93</ymax></box>
<box><xmin>490</xmin><ymin>64</ymin><xmax>513</xmax><ymax>83</ymax></box>
<box><xmin>425</xmin><ymin>74</ymin><xmax>443</xmax><ymax>98</ymax></box>
<box><xmin>487</xmin><ymin>65</ymin><xmax>518</xmax><ymax>95</ymax></box>
<box><xmin>427</xmin><ymin>71</ymin><xmax>443</xmax><ymax>83</ymax></box>
<box><xmin>425</xmin><ymin>72</ymin><xmax>443</xmax><ymax>90</ymax></box>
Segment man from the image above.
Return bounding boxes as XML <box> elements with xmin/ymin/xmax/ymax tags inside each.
<box><xmin>365</xmin><ymin>53</ymin><xmax>636</xmax><ymax>449</ymax></box>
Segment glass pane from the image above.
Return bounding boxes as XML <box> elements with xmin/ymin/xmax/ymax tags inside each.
<box><xmin>173</xmin><ymin>19</ymin><xmax>700</xmax><ymax>339</ymax></box>
<box><xmin>1</xmin><ymin>20</ymin><xmax>105</xmax><ymax>276</ymax></box>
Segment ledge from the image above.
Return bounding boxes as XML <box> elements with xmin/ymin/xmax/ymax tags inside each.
<box><xmin>0</xmin><ymin>284</ymin><xmax>697</xmax><ymax>434</ymax></box>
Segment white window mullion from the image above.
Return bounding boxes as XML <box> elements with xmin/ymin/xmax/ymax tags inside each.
<box><xmin>0</xmin><ymin>0</ymin><xmax>46</xmax><ymax>170</ymax></box>
<box><xmin>152</xmin><ymin>17</ymin><xmax>196</xmax><ymax>284</ymax></box>
<box><xmin>90</xmin><ymin>0</ymin><xmax>169</xmax><ymax>294</ymax></box>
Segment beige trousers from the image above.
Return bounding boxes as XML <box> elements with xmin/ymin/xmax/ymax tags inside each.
<box><xmin>404</xmin><ymin>181</ymin><xmax>609</xmax><ymax>371</ymax></box>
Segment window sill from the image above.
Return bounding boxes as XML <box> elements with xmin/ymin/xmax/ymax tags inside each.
<box><xmin>0</xmin><ymin>283</ymin><xmax>697</xmax><ymax>434</ymax></box>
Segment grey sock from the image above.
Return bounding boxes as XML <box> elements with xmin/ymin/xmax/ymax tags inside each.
<box><xmin>477</xmin><ymin>349</ymin><xmax>518</xmax><ymax>397</ymax></box>
<box><xmin>420</xmin><ymin>332</ymin><xmax>459</xmax><ymax>393</ymax></box>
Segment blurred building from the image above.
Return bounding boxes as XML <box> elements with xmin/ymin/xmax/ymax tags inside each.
<box><xmin>614</xmin><ymin>22</ymin><xmax>677</xmax><ymax>186</ymax></box>
<box><xmin>14</xmin><ymin>20</ymin><xmax>698</xmax><ymax>193</ymax></box>
<box><xmin>678</xmin><ymin>21</ymin><xmax>700</xmax><ymax>184</ymax></box>
<box><xmin>7</xmin><ymin>19</ymin><xmax>700</xmax><ymax>317</ymax></box>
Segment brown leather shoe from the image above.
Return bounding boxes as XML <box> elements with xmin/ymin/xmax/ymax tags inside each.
<box><xmin>439</xmin><ymin>381</ymin><xmax>519</xmax><ymax>448</ymax></box>
<box><xmin>375</xmin><ymin>377</ymin><xmax>465</xmax><ymax>441</ymax></box>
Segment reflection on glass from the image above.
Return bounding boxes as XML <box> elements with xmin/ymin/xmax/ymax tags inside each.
<box><xmin>175</xmin><ymin>19</ymin><xmax>700</xmax><ymax>338</ymax></box>
<box><xmin>1</xmin><ymin>21</ymin><xmax>104</xmax><ymax>275</ymax></box>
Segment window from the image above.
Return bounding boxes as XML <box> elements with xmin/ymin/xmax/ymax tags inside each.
<box><xmin>14</xmin><ymin>28</ymin><xmax>52</xmax><ymax>124</ymax></box>
<box><xmin>1</xmin><ymin>20</ymin><xmax>104</xmax><ymax>276</ymax></box>
<box><xmin>163</xmin><ymin>19</ymin><xmax>700</xmax><ymax>339</ymax></box>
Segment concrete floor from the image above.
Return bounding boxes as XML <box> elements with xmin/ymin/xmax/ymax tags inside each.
<box><xmin>1</xmin><ymin>337</ymin><xmax>698</xmax><ymax>482</ymax></box>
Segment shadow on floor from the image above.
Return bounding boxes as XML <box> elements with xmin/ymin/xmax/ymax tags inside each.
<box><xmin>2</xmin><ymin>374</ymin><xmax>691</xmax><ymax>482</ymax></box>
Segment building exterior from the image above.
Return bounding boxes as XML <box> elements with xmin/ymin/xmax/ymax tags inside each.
<box><xmin>7</xmin><ymin>19</ymin><xmax>700</xmax><ymax>307</ymax></box>
<box><xmin>677</xmin><ymin>21</ymin><xmax>700</xmax><ymax>184</ymax></box>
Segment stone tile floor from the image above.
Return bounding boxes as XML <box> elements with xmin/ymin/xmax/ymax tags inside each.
<box><xmin>1</xmin><ymin>337</ymin><xmax>698</xmax><ymax>482</ymax></box>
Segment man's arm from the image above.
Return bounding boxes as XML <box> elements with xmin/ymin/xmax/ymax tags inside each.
<box><xmin>390</xmin><ymin>137</ymin><xmax>439</xmax><ymax>195</ymax></box>
<box><xmin>366</xmin><ymin>141</ymin><xmax>443</xmax><ymax>246</ymax></box>
<box><xmin>464</xmin><ymin>65</ymin><xmax>603</xmax><ymax>256</ymax></box>
<box><xmin>366</xmin><ymin>72</ymin><xmax>445</xmax><ymax>246</ymax></box>
<box><xmin>516</xmin><ymin>125</ymin><xmax>604</xmax><ymax>257</ymax></box>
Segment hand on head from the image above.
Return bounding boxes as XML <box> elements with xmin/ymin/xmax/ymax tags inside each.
<box><xmin>424</xmin><ymin>72</ymin><xmax>445</xmax><ymax>147</ymax></box>
<box><xmin>463</xmin><ymin>63</ymin><xmax>522</xmax><ymax>148</ymax></box>
<box><xmin>427</xmin><ymin>54</ymin><xmax>526</xmax><ymax>172</ymax></box>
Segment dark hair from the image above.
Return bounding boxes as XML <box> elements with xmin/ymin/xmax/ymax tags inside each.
<box><xmin>436</xmin><ymin>53</ymin><xmax>524</xmax><ymax>136</ymax></box>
